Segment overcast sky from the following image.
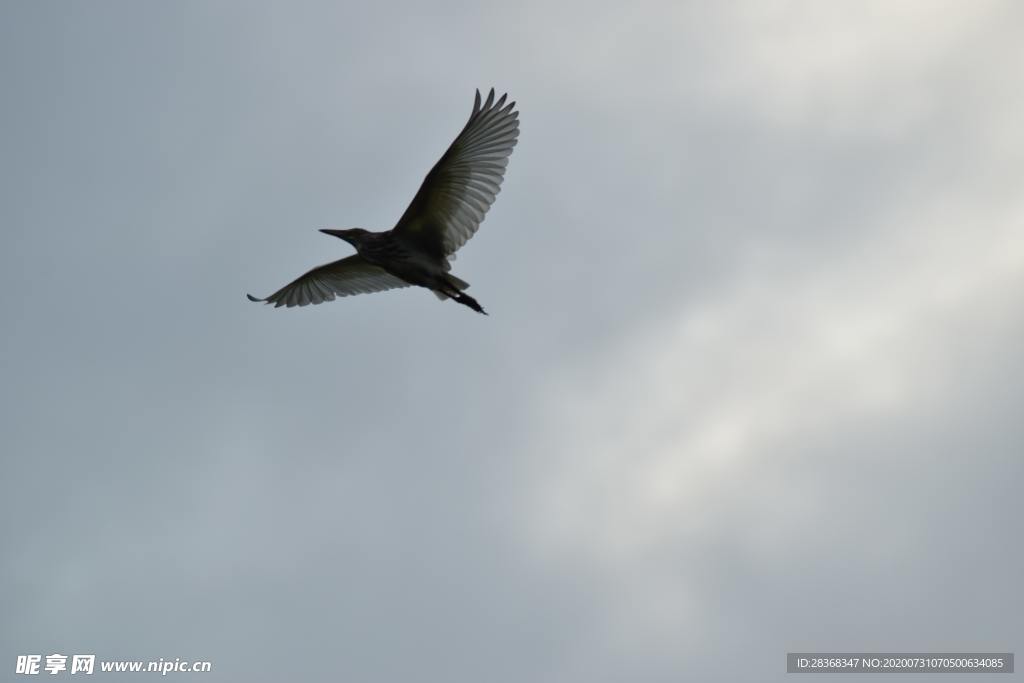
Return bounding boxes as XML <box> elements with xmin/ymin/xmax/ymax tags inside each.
<box><xmin>2</xmin><ymin>2</ymin><xmax>1021</xmax><ymax>681</ymax></box>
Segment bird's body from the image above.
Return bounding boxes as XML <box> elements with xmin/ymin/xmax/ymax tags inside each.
<box><xmin>247</xmin><ymin>88</ymin><xmax>519</xmax><ymax>315</ymax></box>
<box><xmin>320</xmin><ymin>227</ymin><xmax>487</xmax><ymax>313</ymax></box>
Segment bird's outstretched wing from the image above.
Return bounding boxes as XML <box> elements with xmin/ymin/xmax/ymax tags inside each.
<box><xmin>393</xmin><ymin>88</ymin><xmax>519</xmax><ymax>256</ymax></box>
<box><xmin>247</xmin><ymin>255</ymin><xmax>409</xmax><ymax>308</ymax></box>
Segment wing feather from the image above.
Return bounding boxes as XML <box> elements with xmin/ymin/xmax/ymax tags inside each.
<box><xmin>393</xmin><ymin>88</ymin><xmax>519</xmax><ymax>256</ymax></box>
<box><xmin>247</xmin><ymin>255</ymin><xmax>409</xmax><ymax>308</ymax></box>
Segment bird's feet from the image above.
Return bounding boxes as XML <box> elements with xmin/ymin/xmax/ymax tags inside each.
<box><xmin>455</xmin><ymin>292</ymin><xmax>488</xmax><ymax>315</ymax></box>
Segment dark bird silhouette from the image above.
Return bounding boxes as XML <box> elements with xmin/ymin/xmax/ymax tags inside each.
<box><xmin>247</xmin><ymin>88</ymin><xmax>519</xmax><ymax>315</ymax></box>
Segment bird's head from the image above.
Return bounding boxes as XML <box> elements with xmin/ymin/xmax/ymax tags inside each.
<box><xmin>320</xmin><ymin>228</ymin><xmax>370</xmax><ymax>247</ymax></box>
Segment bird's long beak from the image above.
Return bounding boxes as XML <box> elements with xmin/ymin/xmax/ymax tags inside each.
<box><xmin>320</xmin><ymin>229</ymin><xmax>347</xmax><ymax>239</ymax></box>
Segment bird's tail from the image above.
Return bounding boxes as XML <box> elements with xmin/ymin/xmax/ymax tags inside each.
<box><xmin>432</xmin><ymin>274</ymin><xmax>471</xmax><ymax>300</ymax></box>
<box><xmin>447</xmin><ymin>274</ymin><xmax>470</xmax><ymax>290</ymax></box>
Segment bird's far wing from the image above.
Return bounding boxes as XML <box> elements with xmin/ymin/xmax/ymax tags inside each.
<box><xmin>247</xmin><ymin>255</ymin><xmax>409</xmax><ymax>308</ymax></box>
<box><xmin>393</xmin><ymin>88</ymin><xmax>519</xmax><ymax>256</ymax></box>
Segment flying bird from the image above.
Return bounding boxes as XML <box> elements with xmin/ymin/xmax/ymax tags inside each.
<box><xmin>247</xmin><ymin>88</ymin><xmax>519</xmax><ymax>315</ymax></box>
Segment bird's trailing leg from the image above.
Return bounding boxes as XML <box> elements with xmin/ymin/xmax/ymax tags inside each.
<box><xmin>434</xmin><ymin>274</ymin><xmax>487</xmax><ymax>315</ymax></box>
<box><xmin>454</xmin><ymin>291</ymin><xmax>487</xmax><ymax>315</ymax></box>
<box><xmin>436</xmin><ymin>283</ymin><xmax>487</xmax><ymax>315</ymax></box>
